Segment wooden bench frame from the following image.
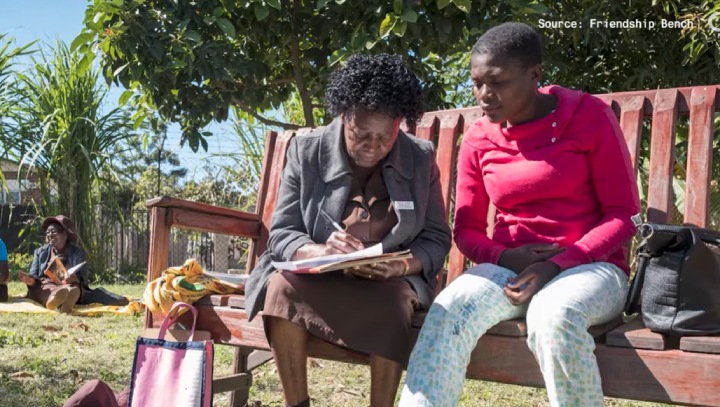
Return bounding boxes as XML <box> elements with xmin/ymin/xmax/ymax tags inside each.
<box><xmin>145</xmin><ymin>85</ymin><xmax>720</xmax><ymax>406</ymax></box>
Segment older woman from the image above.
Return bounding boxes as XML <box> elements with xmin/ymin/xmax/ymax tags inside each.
<box><xmin>20</xmin><ymin>215</ymin><xmax>87</xmax><ymax>313</ymax></box>
<box><xmin>244</xmin><ymin>53</ymin><xmax>451</xmax><ymax>407</ymax></box>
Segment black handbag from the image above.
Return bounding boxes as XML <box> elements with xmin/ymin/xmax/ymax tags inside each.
<box><xmin>624</xmin><ymin>223</ymin><xmax>720</xmax><ymax>335</ymax></box>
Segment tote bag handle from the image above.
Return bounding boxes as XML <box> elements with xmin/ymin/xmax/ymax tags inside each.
<box><xmin>157</xmin><ymin>302</ymin><xmax>199</xmax><ymax>341</ymax></box>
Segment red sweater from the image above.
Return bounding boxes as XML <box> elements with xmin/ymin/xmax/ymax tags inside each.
<box><xmin>454</xmin><ymin>85</ymin><xmax>640</xmax><ymax>274</ymax></box>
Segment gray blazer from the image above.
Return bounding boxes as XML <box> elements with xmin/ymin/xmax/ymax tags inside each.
<box><xmin>245</xmin><ymin>118</ymin><xmax>452</xmax><ymax>321</ymax></box>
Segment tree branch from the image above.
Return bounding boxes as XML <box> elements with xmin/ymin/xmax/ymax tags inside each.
<box><xmin>290</xmin><ymin>0</ymin><xmax>315</xmax><ymax>127</ymax></box>
<box><xmin>233</xmin><ymin>99</ymin><xmax>301</xmax><ymax>130</ymax></box>
<box><xmin>268</xmin><ymin>77</ymin><xmax>294</xmax><ymax>85</ymax></box>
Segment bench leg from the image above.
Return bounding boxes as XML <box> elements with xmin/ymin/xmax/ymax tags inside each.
<box><xmin>229</xmin><ymin>347</ymin><xmax>254</xmax><ymax>407</ymax></box>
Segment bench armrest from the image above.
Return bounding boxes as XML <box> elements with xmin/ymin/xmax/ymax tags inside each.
<box><xmin>145</xmin><ymin>195</ymin><xmax>264</xmax><ymax>292</ymax></box>
<box><xmin>145</xmin><ymin>195</ymin><xmax>261</xmax><ymax>238</ymax></box>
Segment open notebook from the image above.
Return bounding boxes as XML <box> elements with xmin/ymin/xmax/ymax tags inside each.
<box><xmin>271</xmin><ymin>243</ymin><xmax>412</xmax><ymax>274</ymax></box>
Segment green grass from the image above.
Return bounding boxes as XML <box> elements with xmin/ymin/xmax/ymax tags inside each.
<box><xmin>0</xmin><ymin>282</ymin><xmax>669</xmax><ymax>407</ymax></box>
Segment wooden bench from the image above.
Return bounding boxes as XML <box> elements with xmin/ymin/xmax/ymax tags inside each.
<box><xmin>145</xmin><ymin>84</ymin><xmax>720</xmax><ymax>406</ymax></box>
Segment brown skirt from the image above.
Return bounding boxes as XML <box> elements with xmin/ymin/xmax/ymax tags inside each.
<box><xmin>262</xmin><ymin>271</ymin><xmax>419</xmax><ymax>364</ymax></box>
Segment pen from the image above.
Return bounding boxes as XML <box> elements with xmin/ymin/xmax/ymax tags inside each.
<box><xmin>330</xmin><ymin>220</ymin><xmax>344</xmax><ymax>232</ymax></box>
<box><xmin>320</xmin><ymin>209</ymin><xmax>344</xmax><ymax>232</ymax></box>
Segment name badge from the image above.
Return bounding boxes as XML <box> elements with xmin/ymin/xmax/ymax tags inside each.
<box><xmin>395</xmin><ymin>201</ymin><xmax>414</xmax><ymax>210</ymax></box>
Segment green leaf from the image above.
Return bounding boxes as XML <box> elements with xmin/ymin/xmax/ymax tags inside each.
<box><xmin>316</xmin><ymin>0</ymin><xmax>330</xmax><ymax>9</ymax></box>
<box><xmin>77</xmin><ymin>53</ymin><xmax>94</xmax><ymax>76</ymax></box>
<box><xmin>188</xmin><ymin>135</ymin><xmax>199</xmax><ymax>152</ymax></box>
<box><xmin>394</xmin><ymin>0</ymin><xmax>403</xmax><ymax>14</ymax></box>
<box><xmin>200</xmin><ymin>136</ymin><xmax>209</xmax><ymax>152</ymax></box>
<box><xmin>437</xmin><ymin>0</ymin><xmax>451</xmax><ymax>9</ymax></box>
<box><xmin>335</xmin><ymin>0</ymin><xmax>346</xmax><ymax>4</ymax></box>
<box><xmin>113</xmin><ymin>63</ymin><xmax>129</xmax><ymax>77</ymax></box>
<box><xmin>399</xmin><ymin>9</ymin><xmax>418</xmax><ymax>23</ymax></box>
<box><xmin>178</xmin><ymin>18</ymin><xmax>191</xmax><ymax>31</ymax></box>
<box><xmin>469</xmin><ymin>27</ymin><xmax>483</xmax><ymax>35</ymax></box>
<box><xmin>133</xmin><ymin>115</ymin><xmax>145</xmax><ymax>130</ymax></box>
<box><xmin>266</xmin><ymin>0</ymin><xmax>281</xmax><ymax>10</ymax></box>
<box><xmin>216</xmin><ymin>18</ymin><xmax>236</xmax><ymax>38</ymax></box>
<box><xmin>524</xmin><ymin>3</ymin><xmax>549</xmax><ymax>14</ymax></box>
<box><xmin>254</xmin><ymin>4</ymin><xmax>270</xmax><ymax>21</ymax></box>
<box><xmin>92</xmin><ymin>12</ymin><xmax>105</xmax><ymax>24</ymax></box>
<box><xmin>185</xmin><ymin>30</ymin><xmax>202</xmax><ymax>43</ymax></box>
<box><xmin>392</xmin><ymin>20</ymin><xmax>407</xmax><ymax>37</ymax></box>
<box><xmin>378</xmin><ymin>14</ymin><xmax>396</xmax><ymax>38</ymax></box>
<box><xmin>118</xmin><ymin>90</ymin><xmax>134</xmax><ymax>105</ymax></box>
<box><xmin>452</xmin><ymin>0</ymin><xmax>471</xmax><ymax>13</ymax></box>
<box><xmin>70</xmin><ymin>32</ymin><xmax>96</xmax><ymax>52</ymax></box>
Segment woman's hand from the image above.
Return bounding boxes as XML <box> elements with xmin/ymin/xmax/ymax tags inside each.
<box><xmin>498</xmin><ymin>243</ymin><xmax>565</xmax><ymax>273</ymax></box>
<box><xmin>292</xmin><ymin>231</ymin><xmax>364</xmax><ymax>261</ymax></box>
<box><xmin>504</xmin><ymin>261</ymin><xmax>561</xmax><ymax>305</ymax></box>
<box><xmin>64</xmin><ymin>275</ymin><xmax>79</xmax><ymax>285</ymax></box>
<box><xmin>323</xmin><ymin>231</ymin><xmax>364</xmax><ymax>255</ymax></box>
<box><xmin>19</xmin><ymin>272</ymin><xmax>36</xmax><ymax>286</ymax></box>
<box><xmin>347</xmin><ymin>260</ymin><xmax>405</xmax><ymax>281</ymax></box>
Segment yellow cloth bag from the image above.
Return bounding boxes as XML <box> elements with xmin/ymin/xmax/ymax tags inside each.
<box><xmin>144</xmin><ymin>259</ymin><xmax>242</xmax><ymax>315</ymax></box>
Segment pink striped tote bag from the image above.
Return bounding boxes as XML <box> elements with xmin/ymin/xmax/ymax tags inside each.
<box><xmin>128</xmin><ymin>302</ymin><xmax>213</xmax><ymax>407</ymax></box>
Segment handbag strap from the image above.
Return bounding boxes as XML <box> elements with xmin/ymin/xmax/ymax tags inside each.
<box><xmin>624</xmin><ymin>223</ymin><xmax>653</xmax><ymax>315</ymax></box>
<box><xmin>157</xmin><ymin>302</ymin><xmax>199</xmax><ymax>341</ymax></box>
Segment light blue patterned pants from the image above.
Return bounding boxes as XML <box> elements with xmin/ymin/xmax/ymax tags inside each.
<box><xmin>399</xmin><ymin>262</ymin><xmax>628</xmax><ymax>407</ymax></box>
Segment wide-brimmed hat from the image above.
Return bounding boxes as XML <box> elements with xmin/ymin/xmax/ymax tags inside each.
<box><xmin>41</xmin><ymin>215</ymin><xmax>78</xmax><ymax>243</ymax></box>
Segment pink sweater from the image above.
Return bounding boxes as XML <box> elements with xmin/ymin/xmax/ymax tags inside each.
<box><xmin>454</xmin><ymin>85</ymin><xmax>640</xmax><ymax>274</ymax></box>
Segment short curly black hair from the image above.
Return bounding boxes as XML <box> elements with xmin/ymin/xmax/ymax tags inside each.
<box><xmin>324</xmin><ymin>53</ymin><xmax>424</xmax><ymax>127</ymax></box>
<box><xmin>471</xmin><ymin>22</ymin><xmax>543</xmax><ymax>68</ymax></box>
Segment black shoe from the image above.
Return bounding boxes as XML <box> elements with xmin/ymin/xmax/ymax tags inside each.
<box><xmin>0</xmin><ymin>284</ymin><xmax>7</xmax><ymax>302</ymax></box>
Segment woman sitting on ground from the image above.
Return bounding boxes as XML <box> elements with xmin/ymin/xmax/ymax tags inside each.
<box><xmin>20</xmin><ymin>215</ymin><xmax>87</xmax><ymax>313</ymax></box>
<box><xmin>400</xmin><ymin>22</ymin><xmax>640</xmax><ymax>407</ymax></box>
<box><xmin>244</xmin><ymin>53</ymin><xmax>452</xmax><ymax>407</ymax></box>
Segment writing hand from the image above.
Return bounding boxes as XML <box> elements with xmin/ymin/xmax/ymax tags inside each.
<box><xmin>324</xmin><ymin>231</ymin><xmax>364</xmax><ymax>255</ymax></box>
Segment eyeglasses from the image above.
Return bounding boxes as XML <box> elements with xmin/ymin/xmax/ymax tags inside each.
<box><xmin>45</xmin><ymin>230</ymin><xmax>62</xmax><ymax>237</ymax></box>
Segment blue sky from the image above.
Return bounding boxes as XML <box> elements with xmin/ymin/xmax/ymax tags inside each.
<box><xmin>1</xmin><ymin>0</ymin><xmax>247</xmax><ymax>179</ymax></box>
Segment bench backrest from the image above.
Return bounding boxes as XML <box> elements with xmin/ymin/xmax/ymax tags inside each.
<box><xmin>247</xmin><ymin>85</ymin><xmax>719</xmax><ymax>287</ymax></box>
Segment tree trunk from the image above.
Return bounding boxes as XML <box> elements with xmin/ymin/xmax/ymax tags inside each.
<box><xmin>290</xmin><ymin>0</ymin><xmax>315</xmax><ymax>128</ymax></box>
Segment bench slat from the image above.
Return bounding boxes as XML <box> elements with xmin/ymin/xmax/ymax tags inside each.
<box><xmin>245</xmin><ymin>130</ymin><xmax>278</xmax><ymax>272</ymax></box>
<box><xmin>415</xmin><ymin>115</ymin><xmax>437</xmax><ymax>141</ymax></box>
<box><xmin>647</xmin><ymin>89</ymin><xmax>679</xmax><ymax>224</ymax></box>
<box><xmin>213</xmin><ymin>373</ymin><xmax>252</xmax><ymax>394</ymax></box>
<box><xmin>436</xmin><ymin>113</ymin><xmax>467</xmax><ymax>285</ymax></box>
<box><xmin>680</xmin><ymin>336</ymin><xmax>720</xmax><ymax>354</ymax></box>
<box><xmin>446</xmin><ymin>243</ymin><xmax>466</xmax><ymax>286</ymax></box>
<box><xmin>606</xmin><ymin>317</ymin><xmax>678</xmax><ymax>350</ymax></box>
<box><xmin>436</xmin><ymin>113</ymin><xmax>461</xmax><ymax>218</ymax></box>
<box><xmin>619</xmin><ymin>95</ymin><xmax>645</xmax><ymax>172</ymax></box>
<box><xmin>684</xmin><ymin>86</ymin><xmax>717</xmax><ymax>228</ymax></box>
